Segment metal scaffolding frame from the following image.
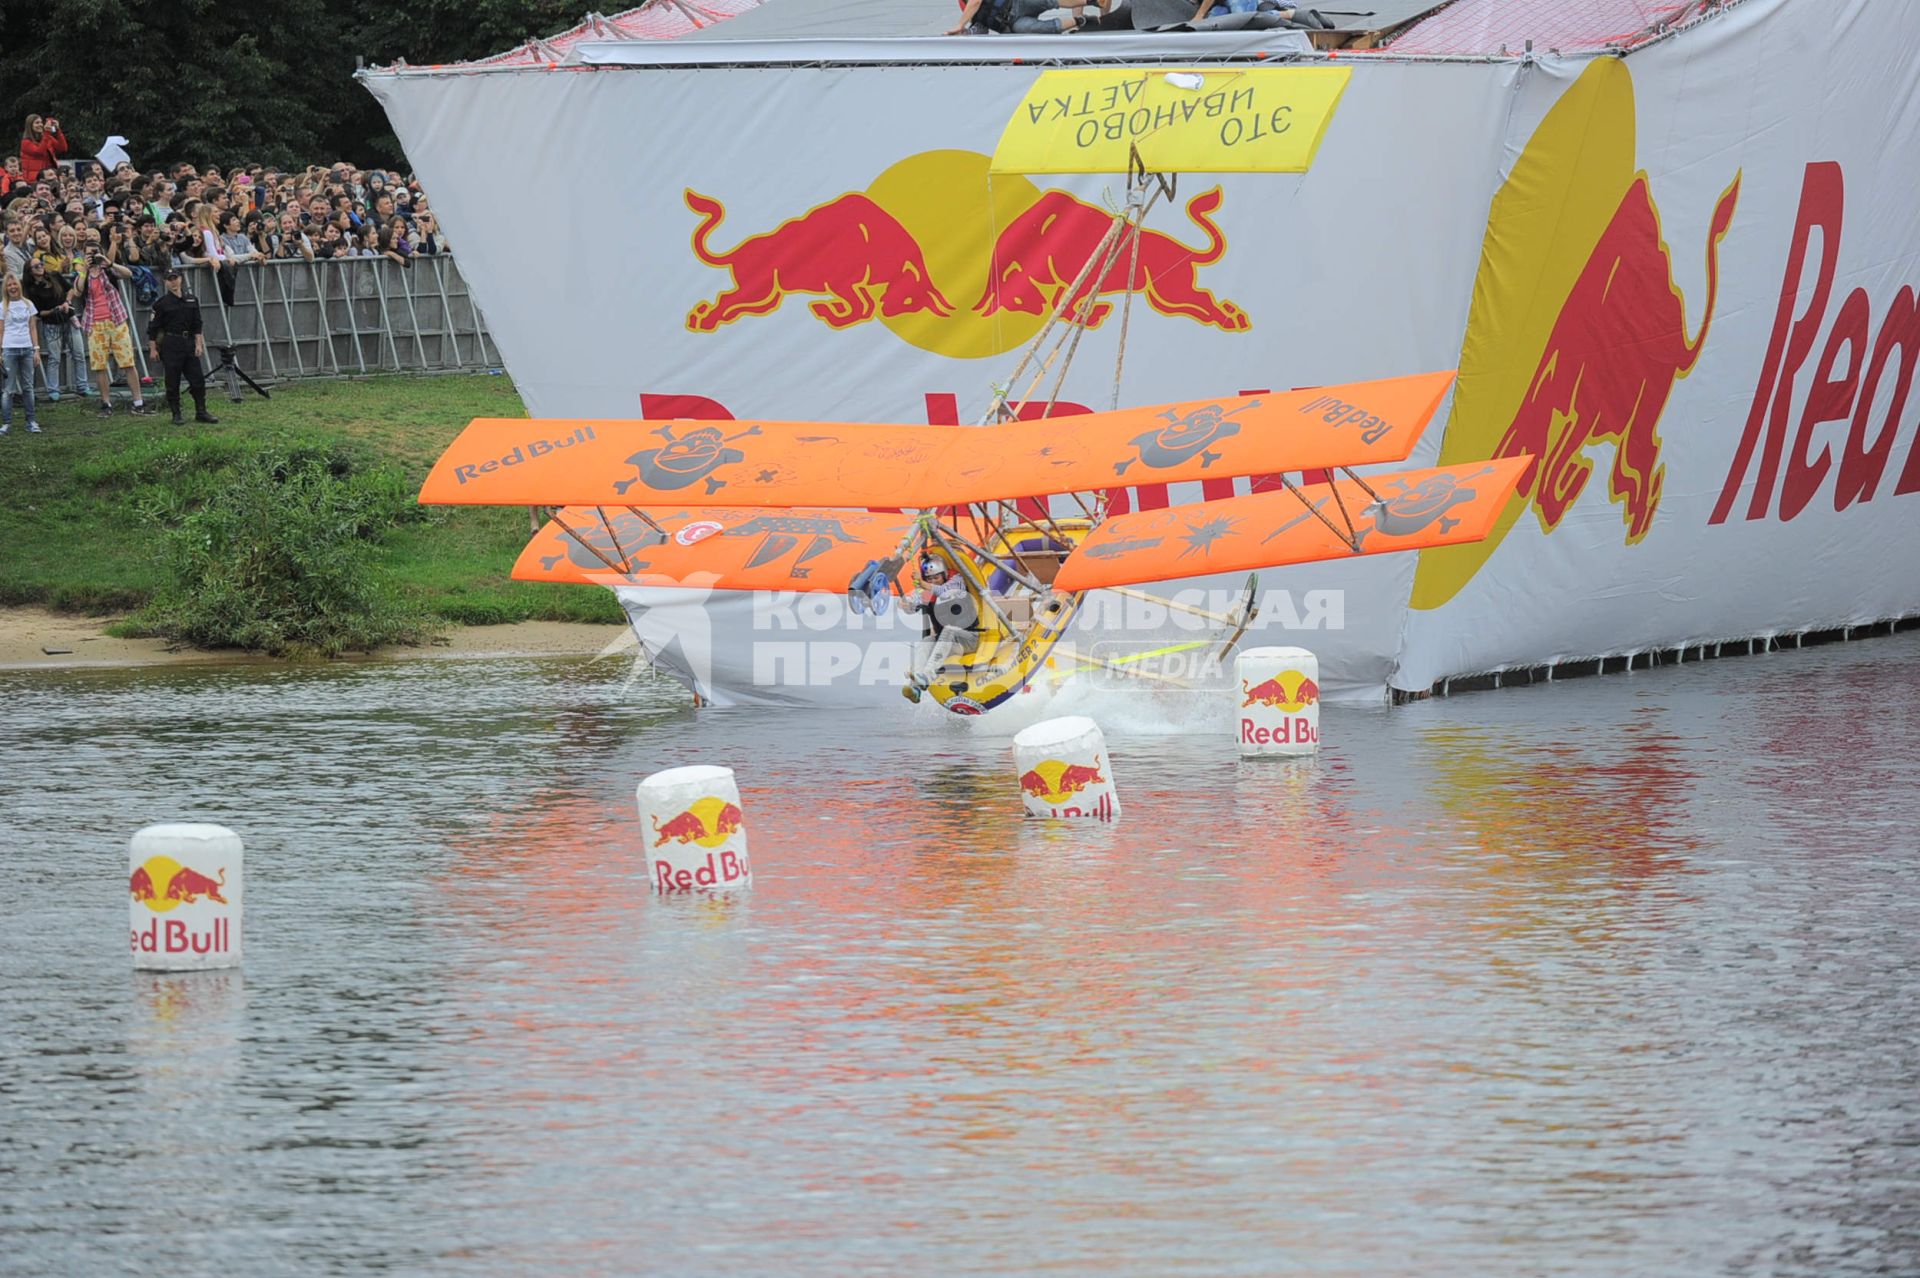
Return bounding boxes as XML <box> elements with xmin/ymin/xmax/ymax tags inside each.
<box><xmin>33</xmin><ymin>256</ymin><xmax>499</xmax><ymax>396</ymax></box>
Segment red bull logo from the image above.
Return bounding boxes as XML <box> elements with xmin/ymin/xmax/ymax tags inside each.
<box><xmin>973</xmin><ymin>186</ymin><xmax>1247</xmax><ymax>333</ymax></box>
<box><xmin>129</xmin><ymin>855</ymin><xmax>234</xmax><ymax>956</ymax></box>
<box><xmin>1412</xmin><ymin>59</ymin><xmax>1740</xmax><ymax>609</ymax></box>
<box><xmin>1498</xmin><ymin>173</ymin><xmax>1739</xmax><ymax>542</ymax></box>
<box><xmin>650</xmin><ymin>796</ymin><xmax>744</xmax><ymax>847</ymax></box>
<box><xmin>450</xmin><ymin>426</ymin><xmax>596</xmax><ymax>486</ymax></box>
<box><xmin>686</xmin><ymin>190</ymin><xmax>953</xmax><ymax>333</ymax></box>
<box><xmin>649</xmin><ymin>795</ymin><xmax>750</xmax><ymax>891</ymax></box>
<box><xmin>1241</xmin><ymin>671</ymin><xmax>1319</xmax><ymax>713</ymax></box>
<box><xmin>684</xmin><ymin>150</ymin><xmax>1248</xmax><ymax>360</ymax></box>
<box><xmin>130</xmin><ymin>856</ymin><xmax>229</xmax><ymax>910</ymax></box>
<box><xmin>1017</xmin><ymin>755</ymin><xmax>1108</xmax><ymax>806</ymax></box>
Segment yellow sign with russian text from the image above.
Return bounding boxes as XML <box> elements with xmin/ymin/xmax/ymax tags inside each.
<box><xmin>990</xmin><ymin>66</ymin><xmax>1351</xmax><ymax>175</ymax></box>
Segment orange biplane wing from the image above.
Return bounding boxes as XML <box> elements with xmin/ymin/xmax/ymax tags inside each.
<box><xmin>1053</xmin><ymin>457</ymin><xmax>1529</xmax><ymax>592</ymax></box>
<box><xmin>418</xmin><ymin>372</ymin><xmax>1454</xmax><ymax>509</ymax></box>
<box><xmin>514</xmin><ymin>505</ymin><xmax>915</xmax><ymax>592</ymax></box>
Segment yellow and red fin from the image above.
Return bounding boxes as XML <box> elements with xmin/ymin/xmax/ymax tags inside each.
<box><xmin>1053</xmin><ymin>456</ymin><xmax>1529</xmax><ymax>592</ymax></box>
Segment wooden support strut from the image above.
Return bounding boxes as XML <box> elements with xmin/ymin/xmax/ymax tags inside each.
<box><xmin>594</xmin><ymin>505</ymin><xmax>635</xmax><ymax>572</ymax></box>
<box><xmin>625</xmin><ymin>506</ymin><xmax>667</xmax><ymax>539</ymax></box>
<box><xmin>1102</xmin><ymin>583</ymin><xmax>1242</xmax><ymax>626</ymax></box>
<box><xmin>551</xmin><ymin>509</ymin><xmax>632</xmax><ymax>578</ymax></box>
<box><xmin>1280</xmin><ymin>475</ymin><xmax>1364</xmax><ymax>552</ymax></box>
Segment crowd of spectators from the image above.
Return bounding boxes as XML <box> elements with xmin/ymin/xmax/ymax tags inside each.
<box><xmin>1</xmin><ymin>111</ymin><xmax>449</xmax><ymax>427</ymax></box>
<box><xmin>947</xmin><ymin>0</ymin><xmax>1333</xmax><ymax>33</ymax></box>
<box><xmin>2</xmin><ymin>119</ymin><xmax>445</xmax><ymax>284</ymax></box>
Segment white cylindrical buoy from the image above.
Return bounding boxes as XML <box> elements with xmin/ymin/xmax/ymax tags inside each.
<box><xmin>1236</xmin><ymin>646</ymin><xmax>1321</xmax><ymax>757</ymax></box>
<box><xmin>638</xmin><ymin>765</ymin><xmax>752</xmax><ymax>892</ymax></box>
<box><xmin>1013</xmin><ymin>715</ymin><xmax>1121</xmax><ymax>820</ymax></box>
<box><xmin>129</xmin><ymin>823</ymin><xmax>243</xmax><ymax>970</ymax></box>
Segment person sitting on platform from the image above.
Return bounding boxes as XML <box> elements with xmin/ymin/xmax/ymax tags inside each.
<box><xmin>950</xmin><ymin>0</ymin><xmax>1112</xmax><ymax>33</ymax></box>
<box><xmin>900</xmin><ymin>554</ymin><xmax>980</xmax><ymax>696</ymax></box>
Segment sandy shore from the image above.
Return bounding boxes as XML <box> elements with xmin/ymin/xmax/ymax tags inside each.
<box><xmin>0</xmin><ymin>607</ymin><xmax>634</xmax><ymax>671</ymax></box>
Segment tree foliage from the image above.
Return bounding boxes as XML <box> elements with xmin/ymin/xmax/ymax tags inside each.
<box><xmin>0</xmin><ymin>0</ymin><xmax>586</xmax><ymax>170</ymax></box>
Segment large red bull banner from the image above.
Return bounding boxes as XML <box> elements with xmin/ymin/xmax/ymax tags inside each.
<box><xmin>366</xmin><ymin>0</ymin><xmax>1920</xmax><ymax>701</ymax></box>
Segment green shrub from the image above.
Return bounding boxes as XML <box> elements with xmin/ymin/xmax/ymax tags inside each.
<box><xmin>131</xmin><ymin>444</ymin><xmax>439</xmax><ymax>657</ymax></box>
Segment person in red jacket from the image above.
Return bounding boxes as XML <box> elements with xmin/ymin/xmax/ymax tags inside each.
<box><xmin>19</xmin><ymin>114</ymin><xmax>69</xmax><ymax>183</ymax></box>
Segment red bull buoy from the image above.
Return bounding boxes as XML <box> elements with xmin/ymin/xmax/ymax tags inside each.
<box><xmin>1236</xmin><ymin>646</ymin><xmax>1320</xmax><ymax>758</ymax></box>
<box><xmin>637</xmin><ymin>765</ymin><xmax>752</xmax><ymax>892</ymax></box>
<box><xmin>129</xmin><ymin>823</ymin><xmax>243</xmax><ymax>971</ymax></box>
<box><xmin>1012</xmin><ymin>716</ymin><xmax>1121</xmax><ymax>820</ymax></box>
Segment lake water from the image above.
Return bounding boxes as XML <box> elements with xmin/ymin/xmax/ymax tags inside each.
<box><xmin>3</xmin><ymin>635</ymin><xmax>1918</xmax><ymax>1276</ymax></box>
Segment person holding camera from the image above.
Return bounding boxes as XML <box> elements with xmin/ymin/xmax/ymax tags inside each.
<box><xmin>99</xmin><ymin>204</ymin><xmax>133</xmax><ymax>263</ymax></box>
<box><xmin>19</xmin><ymin>114</ymin><xmax>69</xmax><ymax>183</ymax></box>
<box><xmin>147</xmin><ymin>268</ymin><xmax>217</xmax><ymax>426</ymax></box>
<box><xmin>22</xmin><ymin>257</ymin><xmax>78</xmax><ymax>401</ymax></box>
<box><xmin>71</xmin><ymin>251</ymin><xmax>151</xmax><ymax>417</ymax></box>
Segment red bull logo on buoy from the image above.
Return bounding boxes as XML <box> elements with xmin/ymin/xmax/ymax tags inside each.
<box><xmin>129</xmin><ymin>856</ymin><xmax>229</xmax><ymax>911</ymax></box>
<box><xmin>128</xmin><ymin>855</ymin><xmax>234</xmax><ymax>957</ymax></box>
<box><xmin>648</xmin><ymin>794</ymin><xmax>750</xmax><ymax>891</ymax></box>
<box><xmin>650</xmin><ymin>796</ymin><xmax>745</xmax><ymax>849</ymax></box>
<box><xmin>1017</xmin><ymin>755</ymin><xmax>1108</xmax><ymax>807</ymax></box>
<box><xmin>1241</xmin><ymin>671</ymin><xmax>1319</xmax><ymax>714</ymax></box>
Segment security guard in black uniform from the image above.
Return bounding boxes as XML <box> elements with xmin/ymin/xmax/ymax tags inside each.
<box><xmin>145</xmin><ymin>267</ymin><xmax>219</xmax><ymax>425</ymax></box>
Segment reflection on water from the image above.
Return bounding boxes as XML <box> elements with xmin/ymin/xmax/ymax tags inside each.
<box><xmin>2</xmin><ymin>640</ymin><xmax>1918</xmax><ymax>1276</ymax></box>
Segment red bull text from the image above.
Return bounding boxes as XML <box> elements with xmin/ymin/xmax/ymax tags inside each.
<box><xmin>1240</xmin><ymin>717</ymin><xmax>1319</xmax><ymax>748</ymax></box>
<box><xmin>1714</xmin><ymin>160</ymin><xmax>1920</xmax><ymax>523</ymax></box>
<box><xmin>131</xmin><ymin>915</ymin><xmax>235</xmax><ymax>957</ymax></box>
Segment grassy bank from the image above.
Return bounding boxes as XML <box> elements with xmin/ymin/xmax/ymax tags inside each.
<box><xmin>0</xmin><ymin>374</ymin><xmax>622</xmax><ymax>629</ymax></box>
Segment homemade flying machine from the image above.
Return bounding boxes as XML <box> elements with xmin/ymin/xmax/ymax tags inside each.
<box><xmin>417</xmin><ymin>67</ymin><xmax>1530</xmax><ymax>715</ymax></box>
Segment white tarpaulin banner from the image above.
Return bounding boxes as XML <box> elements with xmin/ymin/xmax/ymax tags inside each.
<box><xmin>363</xmin><ymin>0</ymin><xmax>1920</xmax><ymax>703</ymax></box>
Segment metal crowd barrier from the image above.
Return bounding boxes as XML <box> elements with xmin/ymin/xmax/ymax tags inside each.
<box><xmin>31</xmin><ymin>255</ymin><xmax>500</xmax><ymax>397</ymax></box>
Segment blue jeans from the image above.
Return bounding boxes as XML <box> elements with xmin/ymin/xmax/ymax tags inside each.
<box><xmin>1011</xmin><ymin>0</ymin><xmax>1071</xmax><ymax>30</ymax></box>
<box><xmin>41</xmin><ymin>320</ymin><xmax>82</xmax><ymax>394</ymax></box>
<box><xmin>2</xmin><ymin>347</ymin><xmax>36</xmax><ymax>425</ymax></box>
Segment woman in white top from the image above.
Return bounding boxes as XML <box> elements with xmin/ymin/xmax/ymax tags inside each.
<box><xmin>185</xmin><ymin>204</ymin><xmax>237</xmax><ymax>307</ymax></box>
<box><xmin>1</xmin><ymin>273</ymin><xmax>43</xmax><ymax>434</ymax></box>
